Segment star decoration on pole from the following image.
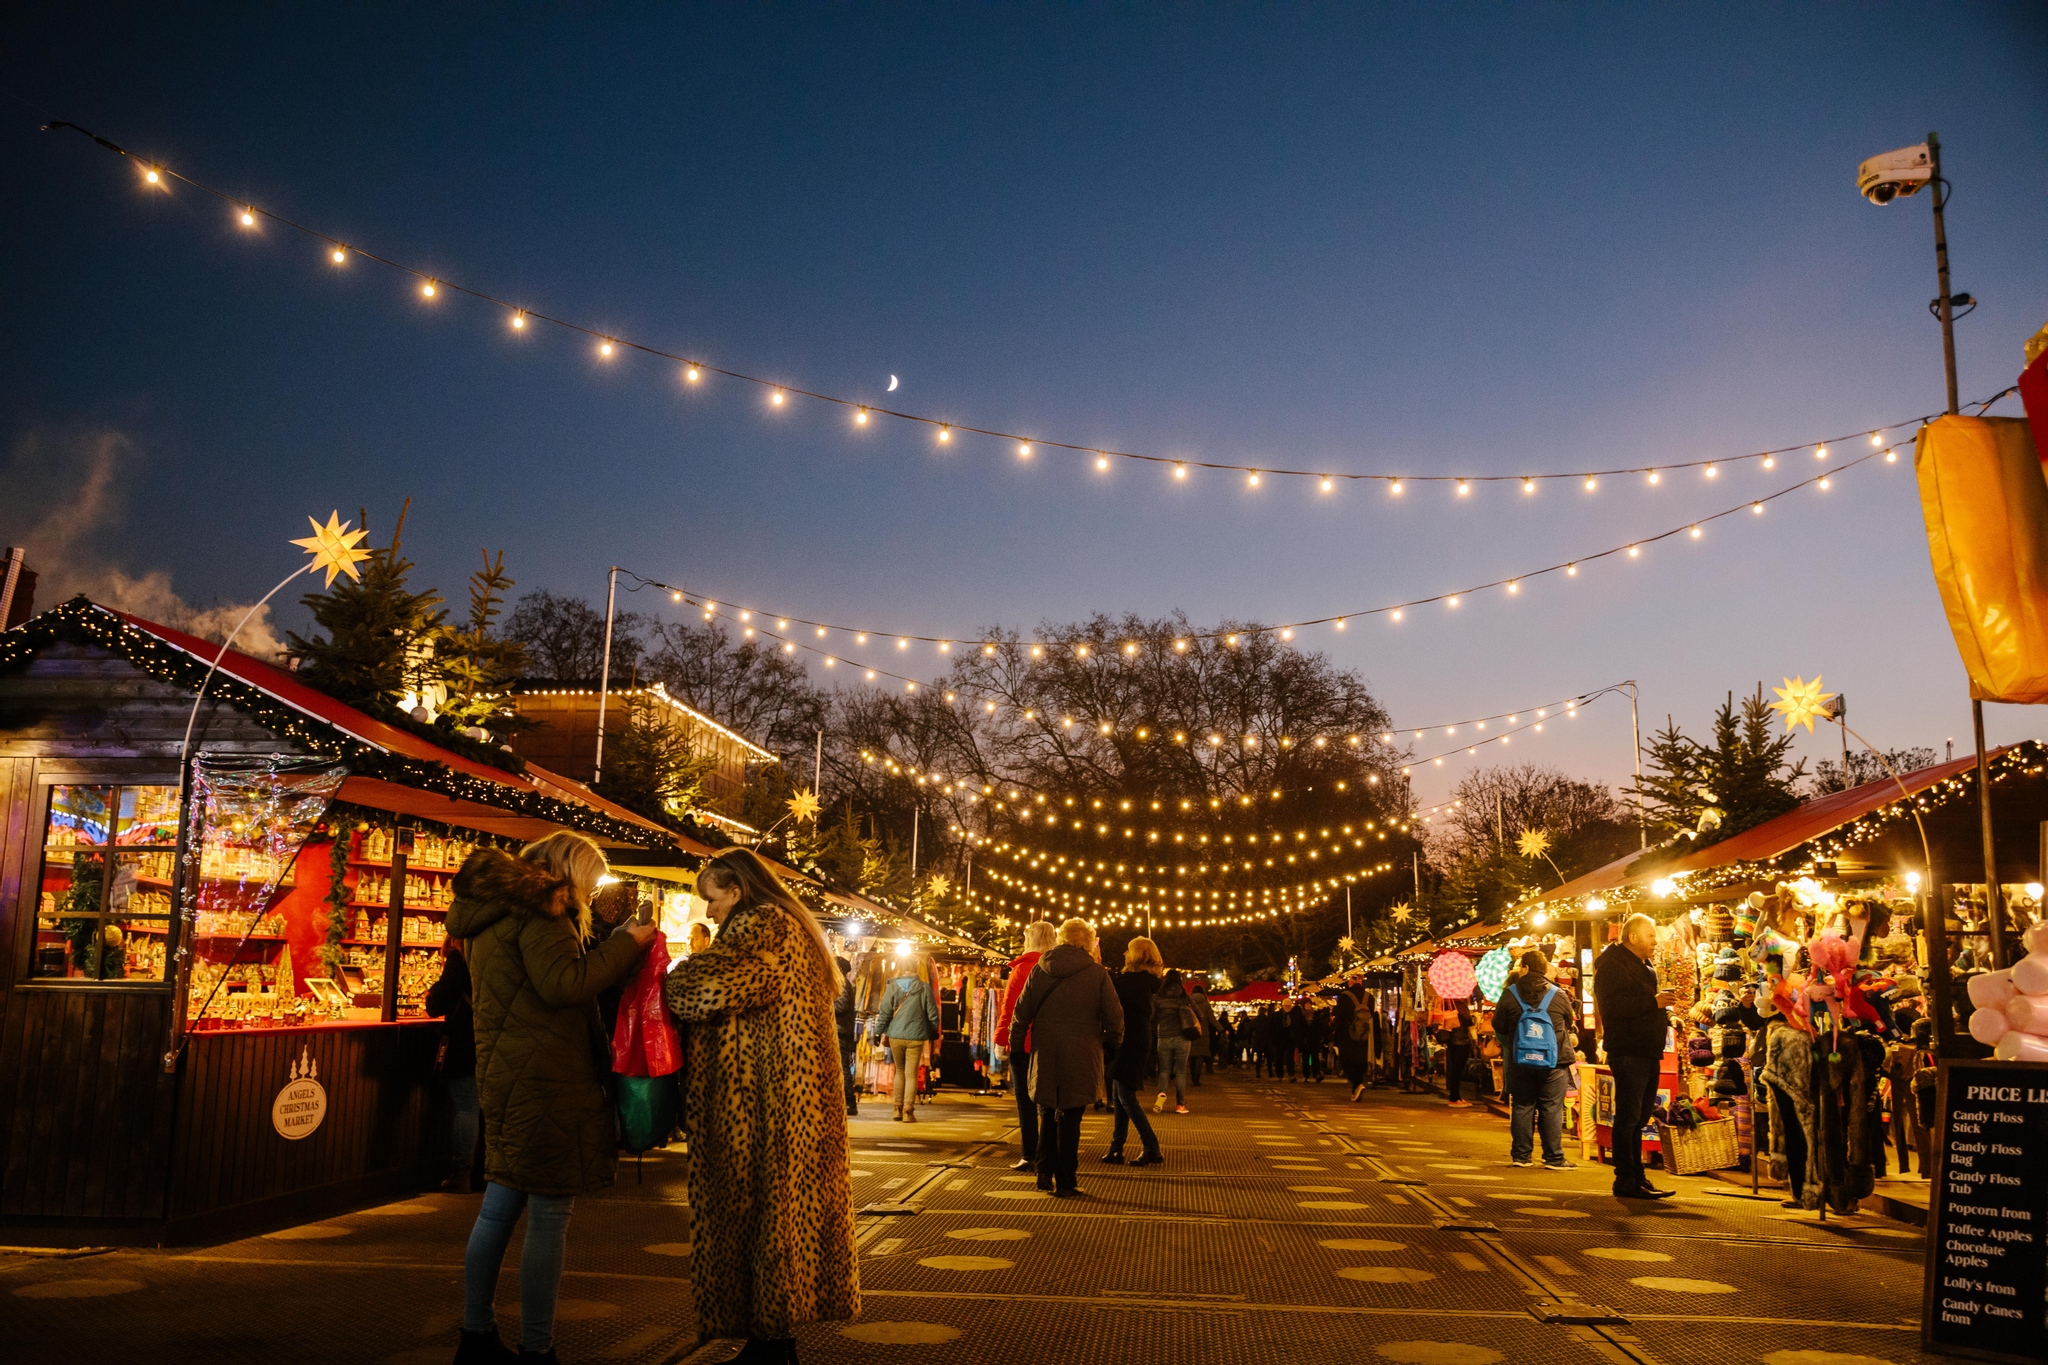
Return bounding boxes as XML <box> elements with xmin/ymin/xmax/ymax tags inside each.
<box><xmin>290</xmin><ymin>511</ymin><xmax>373</xmax><ymax>587</ymax></box>
<box><xmin>925</xmin><ymin>873</ymin><xmax>953</xmax><ymax>901</ymax></box>
<box><xmin>1515</xmin><ymin>829</ymin><xmax>1552</xmax><ymax>860</ymax></box>
<box><xmin>785</xmin><ymin>788</ymin><xmax>821</xmax><ymax>824</ymax></box>
<box><xmin>1769</xmin><ymin>675</ymin><xmax>1836</xmax><ymax>734</ymax></box>
<box><xmin>1389</xmin><ymin>902</ymin><xmax>1415</xmax><ymax>924</ymax></box>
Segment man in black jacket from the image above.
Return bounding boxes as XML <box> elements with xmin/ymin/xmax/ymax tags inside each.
<box><xmin>1594</xmin><ymin>914</ymin><xmax>1677</xmax><ymax>1199</ymax></box>
<box><xmin>424</xmin><ymin>943</ymin><xmax>479</xmax><ymax>1191</ymax></box>
<box><xmin>834</xmin><ymin>955</ymin><xmax>859</xmax><ymax>1117</ymax></box>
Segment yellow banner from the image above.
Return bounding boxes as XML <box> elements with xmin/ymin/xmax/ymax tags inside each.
<box><xmin>1916</xmin><ymin>414</ymin><xmax>2048</xmax><ymax>703</ymax></box>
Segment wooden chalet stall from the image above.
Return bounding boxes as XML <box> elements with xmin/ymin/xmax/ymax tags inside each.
<box><xmin>0</xmin><ymin>600</ymin><xmax>678</xmax><ymax>1246</ymax></box>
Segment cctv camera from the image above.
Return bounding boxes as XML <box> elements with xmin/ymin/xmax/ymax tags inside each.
<box><xmin>1858</xmin><ymin>143</ymin><xmax>1932</xmax><ymax>205</ymax></box>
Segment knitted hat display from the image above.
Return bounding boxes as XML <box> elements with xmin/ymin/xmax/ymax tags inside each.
<box><xmin>1713</xmin><ymin>1026</ymin><xmax>1746</xmax><ymax>1060</ymax></box>
<box><xmin>1711</xmin><ymin>946</ymin><xmax>1744</xmax><ymax>981</ymax></box>
<box><xmin>1704</xmin><ymin>905</ymin><xmax>1734</xmax><ymax>943</ymax></box>
<box><xmin>1711</xmin><ymin>1058</ymin><xmax>1748</xmax><ymax>1097</ymax></box>
<box><xmin>1686</xmin><ymin>1031</ymin><xmax>1715</xmax><ymax>1067</ymax></box>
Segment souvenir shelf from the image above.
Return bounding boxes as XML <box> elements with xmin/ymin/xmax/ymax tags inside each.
<box><xmin>337</xmin><ymin>827</ymin><xmax>479</xmax><ymax>1016</ymax></box>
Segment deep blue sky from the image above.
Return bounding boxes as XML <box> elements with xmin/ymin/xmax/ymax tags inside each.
<box><xmin>3</xmin><ymin>6</ymin><xmax>2044</xmax><ymax>808</ymax></box>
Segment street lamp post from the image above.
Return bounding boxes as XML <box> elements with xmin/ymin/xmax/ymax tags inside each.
<box><xmin>1860</xmin><ymin>131</ymin><xmax>2008</xmax><ymax>976</ymax></box>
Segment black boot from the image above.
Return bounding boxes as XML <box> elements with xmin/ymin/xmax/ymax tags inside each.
<box><xmin>454</xmin><ymin>1329</ymin><xmax>517</xmax><ymax>1364</ymax></box>
<box><xmin>733</xmin><ymin>1338</ymin><xmax>798</xmax><ymax>1363</ymax></box>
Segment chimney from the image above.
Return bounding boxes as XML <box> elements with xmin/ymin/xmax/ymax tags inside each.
<box><xmin>0</xmin><ymin>548</ymin><xmax>34</xmax><ymax>630</ymax></box>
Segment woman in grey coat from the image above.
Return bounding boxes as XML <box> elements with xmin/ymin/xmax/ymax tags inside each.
<box><xmin>1008</xmin><ymin>918</ymin><xmax>1124</xmax><ymax>1197</ymax></box>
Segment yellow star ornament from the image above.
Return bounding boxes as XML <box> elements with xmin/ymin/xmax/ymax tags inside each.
<box><xmin>1516</xmin><ymin>829</ymin><xmax>1552</xmax><ymax>860</ymax></box>
<box><xmin>785</xmin><ymin>788</ymin><xmax>821</xmax><ymax>824</ymax></box>
<box><xmin>1389</xmin><ymin>902</ymin><xmax>1414</xmax><ymax>924</ymax></box>
<box><xmin>291</xmin><ymin>512</ymin><xmax>373</xmax><ymax>587</ymax></box>
<box><xmin>1769</xmin><ymin>675</ymin><xmax>1836</xmax><ymax>734</ymax></box>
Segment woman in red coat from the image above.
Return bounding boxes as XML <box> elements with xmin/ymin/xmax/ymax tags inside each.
<box><xmin>996</xmin><ymin>921</ymin><xmax>1058</xmax><ymax>1170</ymax></box>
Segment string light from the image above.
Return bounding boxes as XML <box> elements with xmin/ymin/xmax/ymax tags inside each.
<box><xmin>687</xmin><ymin>366</ymin><xmax>702</xmax><ymax>383</ymax></box>
<box><xmin>1018</xmin><ymin>443</ymin><xmax>1031</xmax><ymax>458</ymax></box>
<box><xmin>239</xmin><ymin>207</ymin><xmax>255</xmax><ymax>227</ymax></box>
<box><xmin>421</xmin><ymin>281</ymin><xmax>437</xmax><ymax>298</ymax></box>
<box><xmin>599</xmin><ymin>340</ymin><xmax>614</xmax><ymax>357</ymax></box>
<box><xmin>47</xmin><ymin>118</ymin><xmax>1987</xmax><ymax>505</ymax></box>
<box><xmin>331</xmin><ymin>247</ymin><xmax>346</xmax><ymax>264</ymax></box>
<box><xmin>511</xmin><ymin>311</ymin><xmax>526</xmax><ymax>330</ymax></box>
<box><xmin>1248</xmin><ymin>471</ymin><xmax>1261</xmax><ymax>487</ymax></box>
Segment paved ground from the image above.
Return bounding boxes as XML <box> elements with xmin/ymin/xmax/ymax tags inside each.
<box><xmin>3</xmin><ymin>1071</ymin><xmax>1938</xmax><ymax>1365</ymax></box>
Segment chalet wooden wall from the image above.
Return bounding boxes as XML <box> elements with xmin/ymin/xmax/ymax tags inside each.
<box><xmin>166</xmin><ymin>1020</ymin><xmax>443</xmax><ymax>1240</ymax></box>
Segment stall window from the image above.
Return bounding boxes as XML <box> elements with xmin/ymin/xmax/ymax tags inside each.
<box><xmin>31</xmin><ymin>784</ymin><xmax>179</xmax><ymax>981</ymax></box>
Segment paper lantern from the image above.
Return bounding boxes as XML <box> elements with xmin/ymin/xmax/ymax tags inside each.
<box><xmin>1473</xmin><ymin>947</ymin><xmax>1511</xmax><ymax>1001</ymax></box>
<box><xmin>1428</xmin><ymin>951</ymin><xmax>1476</xmax><ymax>1001</ymax></box>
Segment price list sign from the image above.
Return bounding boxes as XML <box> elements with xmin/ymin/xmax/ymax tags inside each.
<box><xmin>1923</xmin><ymin>1060</ymin><xmax>2048</xmax><ymax>1362</ymax></box>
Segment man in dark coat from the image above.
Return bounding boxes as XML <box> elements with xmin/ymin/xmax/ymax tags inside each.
<box><xmin>425</xmin><ymin>941</ymin><xmax>480</xmax><ymax>1191</ymax></box>
<box><xmin>1594</xmin><ymin>913</ymin><xmax>1676</xmax><ymax>1199</ymax></box>
<box><xmin>834</xmin><ymin>955</ymin><xmax>858</xmax><ymax>1117</ymax></box>
<box><xmin>1010</xmin><ymin>920</ymin><xmax>1124</xmax><ymax>1196</ymax></box>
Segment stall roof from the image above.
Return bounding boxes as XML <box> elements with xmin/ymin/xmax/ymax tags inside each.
<box><xmin>1211</xmin><ymin>980</ymin><xmax>1289</xmax><ymax>1004</ymax></box>
<box><xmin>118</xmin><ymin>610</ymin><xmax>681</xmax><ymax>844</ymax></box>
<box><xmin>1519</xmin><ymin>745</ymin><xmax>2031</xmax><ymax>911</ymax></box>
<box><xmin>817</xmin><ymin>885</ymin><xmax>1003</xmax><ymax>960</ymax></box>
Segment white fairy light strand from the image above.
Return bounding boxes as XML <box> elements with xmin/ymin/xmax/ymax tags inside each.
<box><xmin>46</xmin><ymin>118</ymin><xmax>1990</xmax><ymax>497</ymax></box>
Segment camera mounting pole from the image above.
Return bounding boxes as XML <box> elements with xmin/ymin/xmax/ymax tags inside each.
<box><xmin>1925</xmin><ymin>132</ymin><xmax>2008</xmax><ymax>969</ymax></box>
<box><xmin>1928</xmin><ymin>132</ymin><xmax>1959</xmax><ymax>418</ymax></box>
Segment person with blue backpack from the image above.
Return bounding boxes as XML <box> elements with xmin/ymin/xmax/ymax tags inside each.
<box><xmin>1490</xmin><ymin>948</ymin><xmax>1580</xmax><ymax>1170</ymax></box>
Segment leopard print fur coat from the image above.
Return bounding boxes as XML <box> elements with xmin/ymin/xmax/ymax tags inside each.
<box><xmin>664</xmin><ymin>901</ymin><xmax>859</xmax><ymax>1339</ymax></box>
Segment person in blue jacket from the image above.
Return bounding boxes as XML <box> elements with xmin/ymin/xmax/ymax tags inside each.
<box><xmin>874</xmin><ymin>953</ymin><xmax>942</xmax><ymax>1122</ymax></box>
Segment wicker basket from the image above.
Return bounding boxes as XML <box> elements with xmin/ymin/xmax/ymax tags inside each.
<box><xmin>1655</xmin><ymin>1116</ymin><xmax>1739</xmax><ymax>1174</ymax></box>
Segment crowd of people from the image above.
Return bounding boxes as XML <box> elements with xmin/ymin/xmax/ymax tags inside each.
<box><xmin>419</xmin><ymin>840</ymin><xmax>1692</xmax><ymax>1365</ymax></box>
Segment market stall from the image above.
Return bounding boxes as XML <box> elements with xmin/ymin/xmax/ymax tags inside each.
<box><xmin>0</xmin><ymin>600</ymin><xmax>679</xmax><ymax>1244</ymax></box>
<box><xmin>1507</xmin><ymin>743</ymin><xmax>2048</xmax><ymax>1206</ymax></box>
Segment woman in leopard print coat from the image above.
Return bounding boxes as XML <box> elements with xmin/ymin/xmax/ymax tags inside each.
<box><xmin>664</xmin><ymin>849</ymin><xmax>858</xmax><ymax>1362</ymax></box>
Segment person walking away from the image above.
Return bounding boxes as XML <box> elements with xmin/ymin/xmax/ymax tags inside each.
<box><xmin>1152</xmin><ymin>968</ymin><xmax>1197</xmax><ymax>1112</ymax></box>
<box><xmin>1492</xmin><ymin>949</ymin><xmax>1578</xmax><ymax>1169</ymax></box>
<box><xmin>873</xmin><ymin>951</ymin><xmax>941</xmax><ymax>1123</ymax></box>
<box><xmin>1595</xmin><ymin>913</ymin><xmax>1677</xmax><ymax>1200</ymax></box>
<box><xmin>426</xmin><ymin>937</ymin><xmax>480</xmax><ymax>1193</ymax></box>
<box><xmin>1009</xmin><ymin>918</ymin><xmax>1124</xmax><ymax>1197</ymax></box>
<box><xmin>664</xmin><ymin>848</ymin><xmax>860</xmax><ymax>1363</ymax></box>
<box><xmin>1188</xmin><ymin>980</ymin><xmax>1216</xmax><ymax>1086</ymax></box>
<box><xmin>834</xmin><ymin>955</ymin><xmax>859</xmax><ymax>1118</ymax></box>
<box><xmin>1104</xmin><ymin>937</ymin><xmax>1165</xmax><ymax>1166</ymax></box>
<box><xmin>997</xmin><ymin>921</ymin><xmax>1056</xmax><ymax>1169</ymax></box>
<box><xmin>448</xmin><ymin>832</ymin><xmax>656</xmax><ymax>1365</ymax></box>
<box><xmin>1335</xmin><ymin>977</ymin><xmax>1373</xmax><ymax>1101</ymax></box>
<box><xmin>1443</xmin><ymin>1000</ymin><xmax>1476</xmax><ymax>1107</ymax></box>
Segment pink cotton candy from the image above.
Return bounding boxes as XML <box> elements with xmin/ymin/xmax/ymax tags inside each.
<box><xmin>2002</xmin><ymin>993</ymin><xmax>2048</xmax><ymax>1036</ymax></box>
<box><xmin>2012</xmin><ymin>952</ymin><xmax>2048</xmax><ymax>997</ymax></box>
<box><xmin>1967</xmin><ymin>968</ymin><xmax>2017</xmax><ymax>1009</ymax></box>
<box><xmin>1969</xmin><ymin>1006</ymin><xmax>2012</xmax><ymax>1046</ymax></box>
<box><xmin>1993</xmin><ymin>1029</ymin><xmax>2048</xmax><ymax>1062</ymax></box>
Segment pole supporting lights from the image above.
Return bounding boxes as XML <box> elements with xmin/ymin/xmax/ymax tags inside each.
<box><xmin>1859</xmin><ymin>133</ymin><xmax>2004</xmax><ymax>1041</ymax></box>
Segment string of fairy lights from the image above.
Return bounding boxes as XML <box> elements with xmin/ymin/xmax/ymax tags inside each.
<box><xmin>969</xmin><ymin>855</ymin><xmax>1399</xmax><ymax>930</ymax></box>
<box><xmin>968</xmin><ymin>824</ymin><xmax>1399</xmax><ymax>880</ymax></box>
<box><xmin>851</xmin><ymin>684</ymin><xmax>1618</xmax><ymax>839</ymax></box>
<box><xmin>615</xmin><ymin>439</ymin><xmax>1909</xmax><ymax>670</ymax></box>
<box><xmin>51</xmin><ymin>116</ymin><xmax>1975</xmax><ymax>503</ymax></box>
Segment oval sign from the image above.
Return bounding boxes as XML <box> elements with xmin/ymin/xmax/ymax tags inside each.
<box><xmin>272</xmin><ymin>1074</ymin><xmax>328</xmax><ymax>1140</ymax></box>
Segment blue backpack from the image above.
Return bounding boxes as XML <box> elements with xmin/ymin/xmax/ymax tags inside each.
<box><xmin>1514</xmin><ymin>984</ymin><xmax>1560</xmax><ymax>1069</ymax></box>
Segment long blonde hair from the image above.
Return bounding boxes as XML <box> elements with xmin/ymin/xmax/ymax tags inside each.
<box><xmin>520</xmin><ymin>830</ymin><xmax>607</xmax><ymax>941</ymax></box>
<box><xmin>697</xmin><ymin>847</ymin><xmax>844</xmax><ymax>994</ymax></box>
<box><xmin>1123</xmin><ymin>936</ymin><xmax>1164</xmax><ymax>975</ymax></box>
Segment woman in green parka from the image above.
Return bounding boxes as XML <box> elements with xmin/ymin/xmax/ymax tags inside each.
<box><xmin>447</xmin><ymin>831</ymin><xmax>654</xmax><ymax>1365</ymax></box>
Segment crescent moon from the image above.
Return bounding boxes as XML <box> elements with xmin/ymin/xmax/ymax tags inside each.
<box><xmin>887</xmin><ymin>375</ymin><xmax>899</xmax><ymax>392</ymax></box>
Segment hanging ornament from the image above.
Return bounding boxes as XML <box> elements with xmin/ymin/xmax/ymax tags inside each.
<box><xmin>1428</xmin><ymin>950</ymin><xmax>1476</xmax><ymax>1000</ymax></box>
<box><xmin>1474</xmin><ymin>946</ymin><xmax>1512</xmax><ymax>1001</ymax></box>
<box><xmin>1769</xmin><ymin>675</ymin><xmax>1837</xmax><ymax>733</ymax></box>
<box><xmin>785</xmin><ymin>788</ymin><xmax>821</xmax><ymax>824</ymax></box>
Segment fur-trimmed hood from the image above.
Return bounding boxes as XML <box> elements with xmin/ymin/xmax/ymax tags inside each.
<box><xmin>447</xmin><ymin>848</ymin><xmax>572</xmax><ymax>939</ymax></box>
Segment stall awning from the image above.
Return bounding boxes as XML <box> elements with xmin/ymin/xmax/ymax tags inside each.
<box><xmin>1210</xmin><ymin>981</ymin><xmax>1288</xmax><ymax>1004</ymax></box>
<box><xmin>1518</xmin><ymin>745</ymin><xmax>2033</xmax><ymax>912</ymax></box>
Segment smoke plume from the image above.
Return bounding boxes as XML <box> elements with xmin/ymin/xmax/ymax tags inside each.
<box><xmin>0</xmin><ymin>426</ymin><xmax>283</xmax><ymax>658</ymax></box>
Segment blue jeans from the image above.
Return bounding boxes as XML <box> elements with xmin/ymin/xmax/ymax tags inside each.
<box><xmin>1109</xmin><ymin>1079</ymin><xmax>1160</xmax><ymax>1156</ymax></box>
<box><xmin>1155</xmin><ymin>1037</ymin><xmax>1192</xmax><ymax>1104</ymax></box>
<box><xmin>463</xmin><ymin>1182</ymin><xmax>575</xmax><ymax>1352</ymax></box>
<box><xmin>447</xmin><ymin>1076</ymin><xmax>479</xmax><ymax>1176</ymax></box>
<box><xmin>1507</xmin><ymin>1064</ymin><xmax>1569</xmax><ymax>1165</ymax></box>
